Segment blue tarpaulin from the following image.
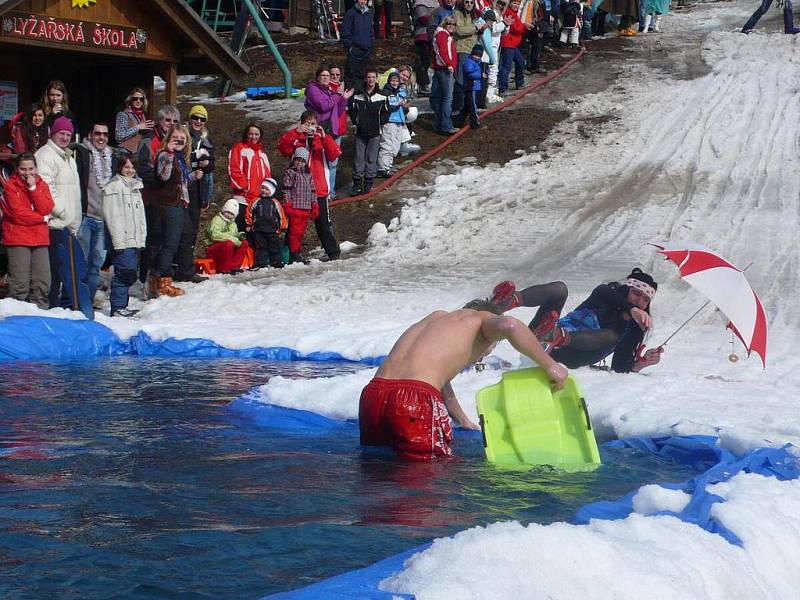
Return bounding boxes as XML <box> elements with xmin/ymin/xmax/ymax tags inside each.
<box><xmin>0</xmin><ymin>316</ymin><xmax>385</xmax><ymax>364</ymax></box>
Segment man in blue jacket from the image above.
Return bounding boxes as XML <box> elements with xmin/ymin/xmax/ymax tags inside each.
<box><xmin>342</xmin><ymin>0</ymin><xmax>374</xmax><ymax>92</ymax></box>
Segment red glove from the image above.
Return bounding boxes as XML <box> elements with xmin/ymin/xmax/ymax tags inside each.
<box><xmin>282</xmin><ymin>200</ymin><xmax>296</xmax><ymax>218</ymax></box>
<box><xmin>311</xmin><ymin>201</ymin><xmax>320</xmax><ymax>220</ymax></box>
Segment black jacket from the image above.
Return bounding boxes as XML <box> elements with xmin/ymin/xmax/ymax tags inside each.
<box><xmin>251</xmin><ymin>196</ymin><xmax>283</xmax><ymax>234</ymax></box>
<box><xmin>573</xmin><ymin>282</ymin><xmax>647</xmax><ymax>373</ymax></box>
<box><xmin>348</xmin><ymin>87</ymin><xmax>391</xmax><ymax>138</ymax></box>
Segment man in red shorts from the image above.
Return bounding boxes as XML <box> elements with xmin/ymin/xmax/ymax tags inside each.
<box><xmin>359</xmin><ymin>299</ymin><xmax>569</xmax><ymax>460</ymax></box>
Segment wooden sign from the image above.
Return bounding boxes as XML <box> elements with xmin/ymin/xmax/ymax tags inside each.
<box><xmin>72</xmin><ymin>0</ymin><xmax>98</xmax><ymax>7</ymax></box>
<box><xmin>1</xmin><ymin>12</ymin><xmax>148</xmax><ymax>53</ymax></box>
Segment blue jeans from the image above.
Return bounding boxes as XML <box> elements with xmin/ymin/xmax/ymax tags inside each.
<box><xmin>498</xmin><ymin>47</ymin><xmax>525</xmax><ymax>93</ymax></box>
<box><xmin>48</xmin><ymin>228</ymin><xmax>94</xmax><ymax>320</ymax></box>
<box><xmin>77</xmin><ymin>215</ymin><xmax>106</xmax><ymax>300</ymax></box>
<box><xmin>742</xmin><ymin>0</ymin><xmax>795</xmax><ymax>31</ymax></box>
<box><xmin>110</xmin><ymin>248</ymin><xmax>139</xmax><ymax>313</ymax></box>
<box><xmin>430</xmin><ymin>69</ymin><xmax>454</xmax><ymax>132</ymax></box>
<box><xmin>452</xmin><ymin>53</ymin><xmax>468</xmax><ymax>115</ymax></box>
<box><xmin>150</xmin><ymin>204</ymin><xmax>186</xmax><ymax>277</ymax></box>
<box><xmin>329</xmin><ymin>135</ymin><xmax>341</xmax><ymax>197</ymax></box>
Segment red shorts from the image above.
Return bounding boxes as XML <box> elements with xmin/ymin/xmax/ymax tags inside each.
<box><xmin>358</xmin><ymin>377</ymin><xmax>453</xmax><ymax>461</ymax></box>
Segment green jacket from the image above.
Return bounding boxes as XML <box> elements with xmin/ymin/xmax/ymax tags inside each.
<box><xmin>200</xmin><ymin>214</ymin><xmax>243</xmax><ymax>252</ymax></box>
<box><xmin>454</xmin><ymin>10</ymin><xmax>477</xmax><ymax>54</ymax></box>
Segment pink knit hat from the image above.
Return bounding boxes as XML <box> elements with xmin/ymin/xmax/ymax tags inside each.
<box><xmin>50</xmin><ymin>116</ymin><xmax>74</xmax><ymax>136</ymax></box>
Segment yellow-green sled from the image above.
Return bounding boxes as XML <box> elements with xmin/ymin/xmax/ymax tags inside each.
<box><xmin>476</xmin><ymin>368</ymin><xmax>601</xmax><ymax>471</ymax></box>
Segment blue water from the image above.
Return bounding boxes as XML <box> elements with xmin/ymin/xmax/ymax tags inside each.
<box><xmin>0</xmin><ymin>358</ymin><xmax>698</xmax><ymax>599</ymax></box>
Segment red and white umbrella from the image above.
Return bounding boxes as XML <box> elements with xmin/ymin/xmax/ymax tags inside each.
<box><xmin>650</xmin><ymin>241</ymin><xmax>768</xmax><ymax>368</ymax></box>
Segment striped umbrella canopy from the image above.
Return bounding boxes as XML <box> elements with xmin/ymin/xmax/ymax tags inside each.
<box><xmin>650</xmin><ymin>241</ymin><xmax>767</xmax><ymax>368</ymax></box>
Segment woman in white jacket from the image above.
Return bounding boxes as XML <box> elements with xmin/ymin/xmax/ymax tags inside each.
<box><xmin>102</xmin><ymin>156</ymin><xmax>146</xmax><ymax>317</ymax></box>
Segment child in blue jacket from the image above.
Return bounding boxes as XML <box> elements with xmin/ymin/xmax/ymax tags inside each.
<box><xmin>457</xmin><ymin>44</ymin><xmax>485</xmax><ymax>130</ymax></box>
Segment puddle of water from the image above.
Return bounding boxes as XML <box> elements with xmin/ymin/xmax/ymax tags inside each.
<box><xmin>0</xmin><ymin>358</ymin><xmax>697</xmax><ymax>598</ymax></box>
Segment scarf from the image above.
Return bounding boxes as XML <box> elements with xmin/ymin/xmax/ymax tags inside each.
<box><xmin>129</xmin><ymin>107</ymin><xmax>146</xmax><ymax>122</ymax></box>
<box><xmin>175</xmin><ymin>151</ymin><xmax>191</xmax><ymax>182</ymax></box>
<box><xmin>88</xmin><ymin>142</ymin><xmax>113</xmax><ymax>189</ymax></box>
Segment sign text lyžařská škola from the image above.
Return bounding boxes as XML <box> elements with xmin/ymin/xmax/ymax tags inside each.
<box><xmin>1</xmin><ymin>12</ymin><xmax>147</xmax><ymax>53</ymax></box>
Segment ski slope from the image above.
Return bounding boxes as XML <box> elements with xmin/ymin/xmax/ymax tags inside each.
<box><xmin>2</xmin><ymin>2</ymin><xmax>799</xmax><ymax>597</ymax></box>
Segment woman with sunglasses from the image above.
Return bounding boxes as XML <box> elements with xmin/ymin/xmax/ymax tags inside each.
<box><xmin>187</xmin><ymin>106</ymin><xmax>215</xmax><ymax>223</ymax></box>
<box><xmin>115</xmin><ymin>88</ymin><xmax>155</xmax><ymax>154</ymax></box>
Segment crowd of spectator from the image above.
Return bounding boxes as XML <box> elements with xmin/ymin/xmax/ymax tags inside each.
<box><xmin>0</xmin><ymin>2</ymin><xmax>671</xmax><ymax>319</ymax></box>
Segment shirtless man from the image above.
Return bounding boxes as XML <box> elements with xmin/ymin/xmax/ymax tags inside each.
<box><xmin>358</xmin><ymin>299</ymin><xmax>569</xmax><ymax>460</ymax></box>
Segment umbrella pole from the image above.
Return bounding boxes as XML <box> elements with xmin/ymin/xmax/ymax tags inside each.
<box><xmin>658</xmin><ymin>301</ymin><xmax>711</xmax><ymax>347</ymax></box>
<box><xmin>658</xmin><ymin>262</ymin><xmax>754</xmax><ymax>348</ymax></box>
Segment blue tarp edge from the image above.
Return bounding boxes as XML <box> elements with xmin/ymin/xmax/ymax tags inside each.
<box><xmin>0</xmin><ymin>316</ymin><xmax>385</xmax><ymax>365</ymax></box>
<box><xmin>262</xmin><ymin>433</ymin><xmax>800</xmax><ymax>599</ymax></box>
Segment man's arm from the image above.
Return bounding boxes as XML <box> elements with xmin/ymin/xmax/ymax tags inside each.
<box><xmin>442</xmin><ymin>382</ymin><xmax>480</xmax><ymax>430</ymax></box>
<box><xmin>481</xmin><ymin>315</ymin><xmax>568</xmax><ymax>388</ymax></box>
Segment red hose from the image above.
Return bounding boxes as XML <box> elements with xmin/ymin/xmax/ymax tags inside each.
<box><xmin>330</xmin><ymin>47</ymin><xmax>586</xmax><ymax>208</ymax></box>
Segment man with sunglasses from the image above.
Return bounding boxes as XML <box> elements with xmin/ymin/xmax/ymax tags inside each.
<box><xmin>74</xmin><ymin>122</ymin><xmax>119</xmax><ymax>305</ymax></box>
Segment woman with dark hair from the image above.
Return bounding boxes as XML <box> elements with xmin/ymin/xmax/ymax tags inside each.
<box><xmin>488</xmin><ymin>268</ymin><xmax>663</xmax><ymax>373</ymax></box>
<box><xmin>40</xmin><ymin>80</ymin><xmax>78</xmax><ymax>137</ymax></box>
<box><xmin>102</xmin><ymin>155</ymin><xmax>146</xmax><ymax>316</ymax></box>
<box><xmin>11</xmin><ymin>105</ymin><xmax>48</xmax><ymax>154</ymax></box>
<box><xmin>0</xmin><ymin>152</ymin><xmax>55</xmax><ymax>310</ymax></box>
<box><xmin>227</xmin><ymin>121</ymin><xmax>272</xmax><ymax>231</ymax></box>
<box><xmin>115</xmin><ymin>87</ymin><xmax>154</xmax><ymax>154</ymax></box>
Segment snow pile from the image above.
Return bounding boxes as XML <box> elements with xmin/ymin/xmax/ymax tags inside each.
<box><xmin>631</xmin><ymin>485</ymin><xmax>692</xmax><ymax>515</ymax></box>
<box><xmin>381</xmin><ymin>473</ymin><xmax>800</xmax><ymax>600</ymax></box>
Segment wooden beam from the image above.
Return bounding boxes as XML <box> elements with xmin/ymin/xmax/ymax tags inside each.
<box><xmin>159</xmin><ymin>62</ymin><xmax>178</xmax><ymax>106</ymax></box>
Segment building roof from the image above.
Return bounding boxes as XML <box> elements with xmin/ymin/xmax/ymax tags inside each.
<box><xmin>0</xmin><ymin>0</ymin><xmax>249</xmax><ymax>79</ymax></box>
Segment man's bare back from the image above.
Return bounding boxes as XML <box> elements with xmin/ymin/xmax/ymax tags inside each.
<box><xmin>376</xmin><ymin>309</ymin><xmax>497</xmax><ymax>390</ymax></box>
<box><xmin>377</xmin><ymin>307</ymin><xmax>568</xmax><ymax>389</ymax></box>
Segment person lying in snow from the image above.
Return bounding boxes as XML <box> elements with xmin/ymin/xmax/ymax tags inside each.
<box><xmin>358</xmin><ymin>301</ymin><xmax>568</xmax><ymax>460</ymax></box>
<box><xmin>488</xmin><ymin>268</ymin><xmax>663</xmax><ymax>373</ymax></box>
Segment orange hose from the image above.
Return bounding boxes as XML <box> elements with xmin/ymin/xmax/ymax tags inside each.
<box><xmin>330</xmin><ymin>47</ymin><xmax>586</xmax><ymax>208</ymax></box>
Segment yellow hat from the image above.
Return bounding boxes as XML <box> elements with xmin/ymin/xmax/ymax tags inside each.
<box><xmin>189</xmin><ymin>105</ymin><xmax>208</xmax><ymax>120</ymax></box>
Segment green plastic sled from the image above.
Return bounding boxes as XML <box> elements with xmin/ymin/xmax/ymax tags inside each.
<box><xmin>477</xmin><ymin>368</ymin><xmax>601</xmax><ymax>471</ymax></box>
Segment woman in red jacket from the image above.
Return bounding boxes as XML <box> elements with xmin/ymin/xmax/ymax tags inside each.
<box><xmin>227</xmin><ymin>122</ymin><xmax>272</xmax><ymax>231</ymax></box>
<box><xmin>498</xmin><ymin>0</ymin><xmax>532</xmax><ymax>96</ymax></box>
<box><xmin>276</xmin><ymin>111</ymin><xmax>343</xmax><ymax>261</ymax></box>
<box><xmin>0</xmin><ymin>153</ymin><xmax>56</xmax><ymax>310</ymax></box>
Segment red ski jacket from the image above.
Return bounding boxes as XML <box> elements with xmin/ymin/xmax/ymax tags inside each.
<box><xmin>228</xmin><ymin>141</ymin><xmax>272</xmax><ymax>203</ymax></box>
<box><xmin>500</xmin><ymin>9</ymin><xmax>528</xmax><ymax>49</ymax></box>
<box><xmin>276</xmin><ymin>127</ymin><xmax>342</xmax><ymax>198</ymax></box>
<box><xmin>0</xmin><ymin>172</ymin><xmax>55</xmax><ymax>247</ymax></box>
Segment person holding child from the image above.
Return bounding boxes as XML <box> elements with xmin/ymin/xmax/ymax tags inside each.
<box><xmin>276</xmin><ymin>111</ymin><xmax>342</xmax><ymax>261</ymax></box>
<box><xmin>200</xmin><ymin>198</ymin><xmax>251</xmax><ymax>274</ymax></box>
<box><xmin>0</xmin><ymin>152</ymin><xmax>55</xmax><ymax>310</ymax></box>
<box><xmin>102</xmin><ymin>155</ymin><xmax>146</xmax><ymax>317</ymax></box>
<box><xmin>248</xmin><ymin>178</ymin><xmax>286</xmax><ymax>269</ymax></box>
<box><xmin>281</xmin><ymin>147</ymin><xmax>318</xmax><ymax>264</ymax></box>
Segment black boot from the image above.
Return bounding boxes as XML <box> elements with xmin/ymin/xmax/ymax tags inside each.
<box><xmin>351</xmin><ymin>177</ymin><xmax>363</xmax><ymax>196</ymax></box>
<box><xmin>363</xmin><ymin>178</ymin><xmax>374</xmax><ymax>193</ymax></box>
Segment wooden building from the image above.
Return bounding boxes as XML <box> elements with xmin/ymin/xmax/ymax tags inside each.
<box><xmin>0</xmin><ymin>0</ymin><xmax>248</xmax><ymax>140</ymax></box>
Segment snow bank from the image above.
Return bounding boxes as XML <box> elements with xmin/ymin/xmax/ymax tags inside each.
<box><xmin>381</xmin><ymin>473</ymin><xmax>800</xmax><ymax>600</ymax></box>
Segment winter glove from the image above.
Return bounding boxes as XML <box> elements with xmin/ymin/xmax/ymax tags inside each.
<box><xmin>311</xmin><ymin>201</ymin><xmax>320</xmax><ymax>220</ymax></box>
